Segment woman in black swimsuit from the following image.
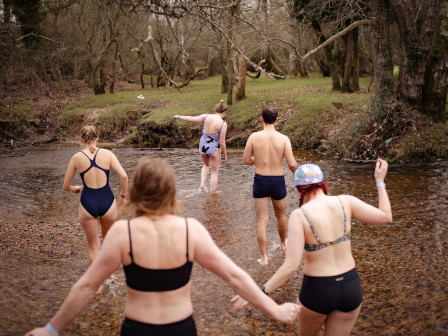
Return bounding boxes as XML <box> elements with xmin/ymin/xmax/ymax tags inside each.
<box><xmin>62</xmin><ymin>125</ymin><xmax>128</xmax><ymax>267</ymax></box>
<box><xmin>26</xmin><ymin>157</ymin><xmax>299</xmax><ymax>336</ymax></box>
<box><xmin>233</xmin><ymin>159</ymin><xmax>392</xmax><ymax>336</ymax></box>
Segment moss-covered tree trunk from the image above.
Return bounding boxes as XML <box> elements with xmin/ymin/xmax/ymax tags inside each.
<box><xmin>311</xmin><ymin>19</ymin><xmax>341</xmax><ymax>90</ymax></box>
<box><xmin>342</xmin><ymin>28</ymin><xmax>355</xmax><ymax>92</ymax></box>
<box><xmin>421</xmin><ymin>29</ymin><xmax>448</xmax><ymax>121</ymax></box>
<box><xmin>352</xmin><ymin>27</ymin><xmax>360</xmax><ymax>91</ymax></box>
<box><xmin>370</xmin><ymin>0</ymin><xmax>394</xmax><ymax>105</ymax></box>
<box><xmin>389</xmin><ymin>0</ymin><xmax>441</xmax><ymax>110</ymax></box>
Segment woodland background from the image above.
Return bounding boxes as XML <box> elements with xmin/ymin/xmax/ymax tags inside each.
<box><xmin>0</xmin><ymin>0</ymin><xmax>447</xmax><ymax>162</ymax></box>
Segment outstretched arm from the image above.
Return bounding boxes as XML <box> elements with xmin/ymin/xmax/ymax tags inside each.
<box><xmin>190</xmin><ymin>219</ymin><xmax>299</xmax><ymax>324</ymax></box>
<box><xmin>232</xmin><ymin>210</ymin><xmax>304</xmax><ymax>309</ymax></box>
<box><xmin>173</xmin><ymin>113</ymin><xmax>207</xmax><ymax>123</ymax></box>
<box><xmin>25</xmin><ymin>223</ymin><xmax>124</xmax><ymax>336</ymax></box>
<box><xmin>348</xmin><ymin>158</ymin><xmax>392</xmax><ymax>225</ymax></box>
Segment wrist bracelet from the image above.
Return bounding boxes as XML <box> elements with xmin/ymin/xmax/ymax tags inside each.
<box><xmin>260</xmin><ymin>285</ymin><xmax>268</xmax><ymax>295</ymax></box>
<box><xmin>120</xmin><ymin>194</ymin><xmax>127</xmax><ymax>198</ymax></box>
<box><xmin>376</xmin><ymin>182</ymin><xmax>386</xmax><ymax>188</ymax></box>
<box><xmin>45</xmin><ymin>323</ymin><xmax>59</xmax><ymax>336</ymax></box>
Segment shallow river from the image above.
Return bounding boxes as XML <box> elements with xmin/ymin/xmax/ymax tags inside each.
<box><xmin>0</xmin><ymin>144</ymin><xmax>447</xmax><ymax>335</ymax></box>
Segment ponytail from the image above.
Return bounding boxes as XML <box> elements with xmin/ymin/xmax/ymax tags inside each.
<box><xmin>214</xmin><ymin>99</ymin><xmax>228</xmax><ymax>113</ymax></box>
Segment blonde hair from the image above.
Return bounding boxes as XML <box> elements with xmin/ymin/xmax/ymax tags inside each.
<box><xmin>214</xmin><ymin>99</ymin><xmax>228</xmax><ymax>113</ymax></box>
<box><xmin>126</xmin><ymin>157</ymin><xmax>179</xmax><ymax>216</ymax></box>
<box><xmin>80</xmin><ymin>125</ymin><xmax>98</xmax><ymax>154</ymax></box>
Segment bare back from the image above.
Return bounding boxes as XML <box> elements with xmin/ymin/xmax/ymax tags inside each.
<box><xmin>297</xmin><ymin>195</ymin><xmax>356</xmax><ymax>276</ymax></box>
<box><xmin>74</xmin><ymin>149</ymin><xmax>112</xmax><ymax>188</ymax></box>
<box><xmin>203</xmin><ymin>114</ymin><xmax>225</xmax><ymax>135</ymax></box>
<box><xmin>118</xmin><ymin>215</ymin><xmax>194</xmax><ymax>324</ymax></box>
<box><xmin>247</xmin><ymin>129</ymin><xmax>293</xmax><ymax>176</ymax></box>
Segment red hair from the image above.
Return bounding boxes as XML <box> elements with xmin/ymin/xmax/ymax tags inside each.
<box><xmin>297</xmin><ymin>181</ymin><xmax>328</xmax><ymax>206</ymax></box>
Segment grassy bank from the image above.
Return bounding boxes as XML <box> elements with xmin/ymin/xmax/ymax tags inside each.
<box><xmin>57</xmin><ymin>73</ymin><xmax>373</xmax><ymax>147</ymax></box>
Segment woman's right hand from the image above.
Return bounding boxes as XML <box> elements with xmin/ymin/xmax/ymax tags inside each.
<box><xmin>374</xmin><ymin>158</ymin><xmax>388</xmax><ymax>183</ymax></box>
<box><xmin>72</xmin><ymin>185</ymin><xmax>83</xmax><ymax>194</ymax></box>
<box><xmin>173</xmin><ymin>115</ymin><xmax>180</xmax><ymax>120</ymax></box>
<box><xmin>272</xmin><ymin>302</ymin><xmax>300</xmax><ymax>324</ymax></box>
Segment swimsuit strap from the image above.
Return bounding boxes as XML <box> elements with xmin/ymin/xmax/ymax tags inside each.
<box><xmin>300</xmin><ymin>208</ymin><xmax>321</xmax><ymax>243</ymax></box>
<box><xmin>127</xmin><ymin>220</ymin><xmax>134</xmax><ymax>261</ymax></box>
<box><xmin>202</xmin><ymin>114</ymin><xmax>208</xmax><ymax>131</ymax></box>
<box><xmin>92</xmin><ymin>148</ymin><xmax>100</xmax><ymax>163</ymax></box>
<box><xmin>217</xmin><ymin>120</ymin><xmax>225</xmax><ymax>134</ymax></box>
<box><xmin>185</xmin><ymin>218</ymin><xmax>189</xmax><ymax>260</ymax></box>
<box><xmin>337</xmin><ymin>196</ymin><xmax>348</xmax><ymax>234</ymax></box>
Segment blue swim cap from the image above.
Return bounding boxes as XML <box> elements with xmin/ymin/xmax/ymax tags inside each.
<box><xmin>293</xmin><ymin>164</ymin><xmax>324</xmax><ymax>187</ymax></box>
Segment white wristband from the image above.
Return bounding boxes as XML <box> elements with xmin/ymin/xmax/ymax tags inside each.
<box><xmin>376</xmin><ymin>182</ymin><xmax>386</xmax><ymax>188</ymax></box>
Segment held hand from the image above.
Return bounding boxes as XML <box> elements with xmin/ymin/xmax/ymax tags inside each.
<box><xmin>231</xmin><ymin>295</ymin><xmax>249</xmax><ymax>310</ymax></box>
<box><xmin>222</xmin><ymin>155</ymin><xmax>227</xmax><ymax>163</ymax></box>
<box><xmin>173</xmin><ymin>115</ymin><xmax>180</xmax><ymax>120</ymax></box>
<box><xmin>374</xmin><ymin>158</ymin><xmax>388</xmax><ymax>183</ymax></box>
<box><xmin>25</xmin><ymin>327</ymin><xmax>51</xmax><ymax>336</ymax></box>
<box><xmin>272</xmin><ymin>302</ymin><xmax>300</xmax><ymax>324</ymax></box>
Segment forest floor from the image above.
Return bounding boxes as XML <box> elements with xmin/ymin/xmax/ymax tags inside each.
<box><xmin>1</xmin><ymin>73</ymin><xmax>447</xmax><ymax>162</ymax></box>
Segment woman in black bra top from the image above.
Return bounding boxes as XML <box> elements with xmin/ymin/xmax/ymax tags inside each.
<box><xmin>233</xmin><ymin>159</ymin><xmax>393</xmax><ymax>336</ymax></box>
<box><xmin>26</xmin><ymin>157</ymin><xmax>299</xmax><ymax>336</ymax></box>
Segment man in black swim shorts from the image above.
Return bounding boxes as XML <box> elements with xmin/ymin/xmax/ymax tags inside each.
<box><xmin>242</xmin><ymin>106</ymin><xmax>297</xmax><ymax>265</ymax></box>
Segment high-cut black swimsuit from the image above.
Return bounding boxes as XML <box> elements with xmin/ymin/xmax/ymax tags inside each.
<box><xmin>121</xmin><ymin>218</ymin><xmax>196</xmax><ymax>336</ymax></box>
<box><xmin>79</xmin><ymin>149</ymin><xmax>114</xmax><ymax>218</ymax></box>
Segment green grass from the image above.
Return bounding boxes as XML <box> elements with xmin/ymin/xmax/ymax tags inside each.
<box><xmin>57</xmin><ymin>72</ymin><xmax>374</xmax><ymax>146</ymax></box>
<box><xmin>0</xmin><ymin>102</ymin><xmax>39</xmax><ymax>137</ymax></box>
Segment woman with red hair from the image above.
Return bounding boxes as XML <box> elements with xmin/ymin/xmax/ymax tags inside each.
<box><xmin>233</xmin><ymin>159</ymin><xmax>392</xmax><ymax>336</ymax></box>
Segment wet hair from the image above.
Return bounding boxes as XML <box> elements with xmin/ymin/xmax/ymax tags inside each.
<box><xmin>80</xmin><ymin>125</ymin><xmax>98</xmax><ymax>153</ymax></box>
<box><xmin>214</xmin><ymin>99</ymin><xmax>228</xmax><ymax>113</ymax></box>
<box><xmin>261</xmin><ymin>106</ymin><xmax>278</xmax><ymax>124</ymax></box>
<box><xmin>127</xmin><ymin>157</ymin><xmax>179</xmax><ymax>216</ymax></box>
<box><xmin>296</xmin><ymin>181</ymin><xmax>328</xmax><ymax>207</ymax></box>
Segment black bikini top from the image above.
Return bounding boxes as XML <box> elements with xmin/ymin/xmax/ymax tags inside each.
<box><xmin>123</xmin><ymin>218</ymin><xmax>193</xmax><ymax>292</ymax></box>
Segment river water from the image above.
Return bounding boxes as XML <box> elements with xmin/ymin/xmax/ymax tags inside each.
<box><xmin>0</xmin><ymin>144</ymin><xmax>446</xmax><ymax>335</ymax></box>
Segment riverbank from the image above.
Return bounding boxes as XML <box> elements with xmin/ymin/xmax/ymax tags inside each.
<box><xmin>1</xmin><ymin>74</ymin><xmax>447</xmax><ymax>162</ymax></box>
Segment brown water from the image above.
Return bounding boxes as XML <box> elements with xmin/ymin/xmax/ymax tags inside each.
<box><xmin>0</xmin><ymin>144</ymin><xmax>447</xmax><ymax>335</ymax></box>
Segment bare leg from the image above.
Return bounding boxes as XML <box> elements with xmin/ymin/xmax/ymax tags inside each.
<box><xmin>79</xmin><ymin>205</ymin><xmax>101</xmax><ymax>265</ymax></box>
<box><xmin>297</xmin><ymin>300</ymin><xmax>327</xmax><ymax>336</ymax></box>
<box><xmin>323</xmin><ymin>305</ymin><xmax>361</xmax><ymax>336</ymax></box>
<box><xmin>200</xmin><ymin>153</ymin><xmax>210</xmax><ymax>190</ymax></box>
<box><xmin>209</xmin><ymin>150</ymin><xmax>221</xmax><ymax>193</ymax></box>
<box><xmin>254</xmin><ymin>197</ymin><xmax>270</xmax><ymax>265</ymax></box>
<box><xmin>272</xmin><ymin>196</ymin><xmax>288</xmax><ymax>251</ymax></box>
<box><xmin>98</xmin><ymin>200</ymin><xmax>118</xmax><ymax>239</ymax></box>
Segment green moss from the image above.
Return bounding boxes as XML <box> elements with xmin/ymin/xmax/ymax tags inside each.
<box><xmin>0</xmin><ymin>103</ymin><xmax>34</xmax><ymax>138</ymax></box>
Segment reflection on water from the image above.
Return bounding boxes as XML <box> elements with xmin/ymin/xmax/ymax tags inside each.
<box><xmin>0</xmin><ymin>144</ymin><xmax>447</xmax><ymax>335</ymax></box>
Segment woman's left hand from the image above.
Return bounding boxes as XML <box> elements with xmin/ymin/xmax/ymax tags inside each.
<box><xmin>24</xmin><ymin>327</ymin><xmax>51</xmax><ymax>336</ymax></box>
<box><xmin>231</xmin><ymin>294</ymin><xmax>249</xmax><ymax>310</ymax></box>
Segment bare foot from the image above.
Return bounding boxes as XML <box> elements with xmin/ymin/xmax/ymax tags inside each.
<box><xmin>198</xmin><ymin>186</ymin><xmax>209</xmax><ymax>193</ymax></box>
<box><xmin>280</xmin><ymin>239</ymin><xmax>287</xmax><ymax>252</ymax></box>
<box><xmin>210</xmin><ymin>190</ymin><xmax>221</xmax><ymax>194</ymax></box>
<box><xmin>257</xmin><ymin>257</ymin><xmax>268</xmax><ymax>266</ymax></box>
